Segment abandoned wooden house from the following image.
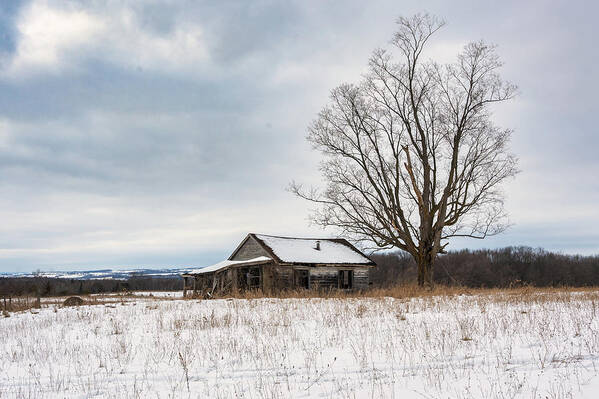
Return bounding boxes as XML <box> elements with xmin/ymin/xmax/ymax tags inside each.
<box><xmin>181</xmin><ymin>233</ymin><xmax>375</xmax><ymax>297</ymax></box>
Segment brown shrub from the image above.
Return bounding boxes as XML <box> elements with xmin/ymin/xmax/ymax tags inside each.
<box><xmin>63</xmin><ymin>296</ymin><xmax>85</xmax><ymax>306</ymax></box>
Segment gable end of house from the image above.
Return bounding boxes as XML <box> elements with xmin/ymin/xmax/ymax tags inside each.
<box><xmin>228</xmin><ymin>233</ymin><xmax>278</xmax><ymax>262</ymax></box>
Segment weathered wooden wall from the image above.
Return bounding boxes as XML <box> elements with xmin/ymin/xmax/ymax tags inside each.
<box><xmin>309</xmin><ymin>267</ymin><xmax>338</xmax><ymax>290</ymax></box>
<box><xmin>308</xmin><ymin>267</ymin><xmax>370</xmax><ymax>290</ymax></box>
<box><xmin>271</xmin><ymin>266</ymin><xmax>294</xmax><ymax>290</ymax></box>
<box><xmin>261</xmin><ymin>264</ymin><xmax>274</xmax><ymax>292</ymax></box>
<box><xmin>353</xmin><ymin>268</ymin><xmax>370</xmax><ymax>290</ymax></box>
<box><xmin>230</xmin><ymin>236</ymin><xmax>269</xmax><ymax>261</ymax></box>
<box><xmin>266</xmin><ymin>265</ymin><xmax>372</xmax><ymax>291</ymax></box>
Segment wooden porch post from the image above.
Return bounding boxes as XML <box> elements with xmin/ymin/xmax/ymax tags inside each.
<box><xmin>232</xmin><ymin>268</ymin><xmax>238</xmax><ymax>292</ymax></box>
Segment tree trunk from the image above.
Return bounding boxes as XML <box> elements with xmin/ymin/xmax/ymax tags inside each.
<box><xmin>416</xmin><ymin>247</ymin><xmax>436</xmax><ymax>288</ymax></box>
<box><xmin>417</xmin><ymin>258</ymin><xmax>425</xmax><ymax>286</ymax></box>
<box><xmin>424</xmin><ymin>254</ymin><xmax>435</xmax><ymax>288</ymax></box>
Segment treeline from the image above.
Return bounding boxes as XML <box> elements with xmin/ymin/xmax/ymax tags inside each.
<box><xmin>0</xmin><ymin>276</ymin><xmax>182</xmax><ymax>297</ymax></box>
<box><xmin>370</xmin><ymin>246</ymin><xmax>599</xmax><ymax>288</ymax></box>
<box><xmin>3</xmin><ymin>246</ymin><xmax>598</xmax><ymax>297</ymax></box>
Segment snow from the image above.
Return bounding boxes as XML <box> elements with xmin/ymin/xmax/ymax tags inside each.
<box><xmin>2</xmin><ymin>291</ymin><xmax>599</xmax><ymax>398</ymax></box>
<box><xmin>129</xmin><ymin>291</ymin><xmax>184</xmax><ymax>298</ymax></box>
<box><xmin>185</xmin><ymin>256</ymin><xmax>271</xmax><ymax>274</ymax></box>
<box><xmin>255</xmin><ymin>234</ymin><xmax>372</xmax><ymax>264</ymax></box>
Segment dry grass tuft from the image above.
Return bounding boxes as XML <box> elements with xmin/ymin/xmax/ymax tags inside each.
<box><xmin>203</xmin><ymin>283</ymin><xmax>599</xmax><ymax>302</ymax></box>
<box><xmin>1</xmin><ymin>296</ymin><xmax>41</xmax><ymax>314</ymax></box>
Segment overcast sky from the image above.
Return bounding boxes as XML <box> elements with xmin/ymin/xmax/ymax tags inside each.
<box><xmin>0</xmin><ymin>0</ymin><xmax>597</xmax><ymax>272</ymax></box>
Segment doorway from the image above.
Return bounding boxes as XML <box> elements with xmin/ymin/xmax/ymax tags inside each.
<box><xmin>338</xmin><ymin>270</ymin><xmax>353</xmax><ymax>289</ymax></box>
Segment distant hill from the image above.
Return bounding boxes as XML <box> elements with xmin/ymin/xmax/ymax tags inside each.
<box><xmin>0</xmin><ymin>267</ymin><xmax>194</xmax><ymax>280</ymax></box>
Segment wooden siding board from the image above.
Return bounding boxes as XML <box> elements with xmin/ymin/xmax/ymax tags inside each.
<box><xmin>353</xmin><ymin>268</ymin><xmax>369</xmax><ymax>289</ymax></box>
<box><xmin>309</xmin><ymin>267</ymin><xmax>338</xmax><ymax>290</ymax></box>
<box><xmin>272</xmin><ymin>266</ymin><xmax>293</xmax><ymax>290</ymax></box>
<box><xmin>261</xmin><ymin>264</ymin><xmax>274</xmax><ymax>293</ymax></box>
<box><xmin>354</xmin><ymin>269</ymin><xmax>370</xmax><ymax>290</ymax></box>
<box><xmin>230</xmin><ymin>236</ymin><xmax>270</xmax><ymax>261</ymax></box>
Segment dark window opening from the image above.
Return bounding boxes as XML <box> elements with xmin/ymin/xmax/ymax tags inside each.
<box><xmin>238</xmin><ymin>266</ymin><xmax>261</xmax><ymax>290</ymax></box>
<box><xmin>338</xmin><ymin>270</ymin><xmax>353</xmax><ymax>289</ymax></box>
<box><xmin>295</xmin><ymin>269</ymin><xmax>310</xmax><ymax>289</ymax></box>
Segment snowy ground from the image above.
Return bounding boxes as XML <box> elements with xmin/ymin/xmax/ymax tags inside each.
<box><xmin>1</xmin><ymin>290</ymin><xmax>599</xmax><ymax>398</ymax></box>
<box><xmin>35</xmin><ymin>291</ymin><xmax>184</xmax><ymax>305</ymax></box>
<box><xmin>114</xmin><ymin>291</ymin><xmax>184</xmax><ymax>299</ymax></box>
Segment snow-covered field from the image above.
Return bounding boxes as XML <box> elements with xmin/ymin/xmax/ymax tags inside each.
<box><xmin>2</xmin><ymin>290</ymin><xmax>599</xmax><ymax>398</ymax></box>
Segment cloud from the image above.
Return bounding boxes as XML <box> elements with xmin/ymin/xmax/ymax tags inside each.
<box><xmin>6</xmin><ymin>1</ymin><xmax>104</xmax><ymax>75</ymax></box>
<box><xmin>2</xmin><ymin>0</ymin><xmax>209</xmax><ymax>79</ymax></box>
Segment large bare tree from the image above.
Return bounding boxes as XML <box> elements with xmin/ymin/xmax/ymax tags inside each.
<box><xmin>291</xmin><ymin>14</ymin><xmax>518</xmax><ymax>287</ymax></box>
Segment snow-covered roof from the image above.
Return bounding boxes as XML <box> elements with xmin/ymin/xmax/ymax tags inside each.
<box><xmin>184</xmin><ymin>256</ymin><xmax>271</xmax><ymax>275</ymax></box>
<box><xmin>252</xmin><ymin>234</ymin><xmax>373</xmax><ymax>265</ymax></box>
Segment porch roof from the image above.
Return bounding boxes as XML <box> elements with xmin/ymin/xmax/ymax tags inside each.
<box><xmin>181</xmin><ymin>256</ymin><xmax>272</xmax><ymax>276</ymax></box>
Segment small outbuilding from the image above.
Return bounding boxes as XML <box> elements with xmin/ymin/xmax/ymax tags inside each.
<box><xmin>181</xmin><ymin>233</ymin><xmax>375</xmax><ymax>297</ymax></box>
